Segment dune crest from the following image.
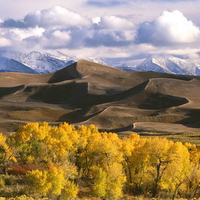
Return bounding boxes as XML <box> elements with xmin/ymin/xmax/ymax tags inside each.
<box><xmin>0</xmin><ymin>60</ymin><xmax>200</xmax><ymax>135</ymax></box>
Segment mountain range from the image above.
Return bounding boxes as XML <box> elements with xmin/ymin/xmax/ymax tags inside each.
<box><xmin>0</xmin><ymin>56</ymin><xmax>38</xmax><ymax>73</ymax></box>
<box><xmin>136</xmin><ymin>54</ymin><xmax>200</xmax><ymax>76</ymax></box>
<box><xmin>1</xmin><ymin>51</ymin><xmax>76</xmax><ymax>74</ymax></box>
<box><xmin>0</xmin><ymin>51</ymin><xmax>108</xmax><ymax>74</ymax></box>
<box><xmin>1</xmin><ymin>51</ymin><xmax>200</xmax><ymax>76</ymax></box>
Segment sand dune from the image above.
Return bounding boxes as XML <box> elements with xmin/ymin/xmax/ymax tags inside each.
<box><xmin>0</xmin><ymin>59</ymin><xmax>200</xmax><ymax>134</ymax></box>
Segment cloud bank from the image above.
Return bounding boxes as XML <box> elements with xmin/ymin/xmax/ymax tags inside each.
<box><xmin>136</xmin><ymin>10</ymin><xmax>200</xmax><ymax>46</ymax></box>
<box><xmin>0</xmin><ymin>6</ymin><xmax>200</xmax><ymax>64</ymax></box>
<box><xmin>1</xmin><ymin>6</ymin><xmax>92</xmax><ymax>28</ymax></box>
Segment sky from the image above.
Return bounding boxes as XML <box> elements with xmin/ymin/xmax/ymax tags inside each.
<box><xmin>0</xmin><ymin>0</ymin><xmax>200</xmax><ymax>66</ymax></box>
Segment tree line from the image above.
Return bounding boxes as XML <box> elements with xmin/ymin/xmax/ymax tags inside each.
<box><xmin>0</xmin><ymin>122</ymin><xmax>200</xmax><ymax>199</ymax></box>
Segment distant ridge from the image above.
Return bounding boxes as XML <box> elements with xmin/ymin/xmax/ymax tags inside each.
<box><xmin>1</xmin><ymin>51</ymin><xmax>108</xmax><ymax>74</ymax></box>
<box><xmin>0</xmin><ymin>57</ymin><xmax>37</xmax><ymax>74</ymax></box>
<box><xmin>2</xmin><ymin>51</ymin><xmax>76</xmax><ymax>74</ymax></box>
<box><xmin>136</xmin><ymin>54</ymin><xmax>200</xmax><ymax>76</ymax></box>
<box><xmin>1</xmin><ymin>51</ymin><xmax>200</xmax><ymax>76</ymax></box>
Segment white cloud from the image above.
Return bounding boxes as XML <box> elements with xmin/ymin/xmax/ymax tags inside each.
<box><xmin>96</xmin><ymin>16</ymin><xmax>135</xmax><ymax>30</ymax></box>
<box><xmin>0</xmin><ymin>37</ymin><xmax>12</xmax><ymax>47</ymax></box>
<box><xmin>84</xmin><ymin>29</ymin><xmax>135</xmax><ymax>47</ymax></box>
<box><xmin>1</xmin><ymin>6</ymin><xmax>92</xmax><ymax>29</ymax></box>
<box><xmin>85</xmin><ymin>16</ymin><xmax>136</xmax><ymax>47</ymax></box>
<box><xmin>137</xmin><ymin>10</ymin><xmax>200</xmax><ymax>45</ymax></box>
<box><xmin>92</xmin><ymin>17</ymin><xmax>101</xmax><ymax>24</ymax></box>
<box><xmin>24</xmin><ymin>6</ymin><xmax>92</xmax><ymax>28</ymax></box>
<box><xmin>40</xmin><ymin>30</ymin><xmax>71</xmax><ymax>49</ymax></box>
<box><xmin>1</xmin><ymin>4</ymin><xmax>200</xmax><ymax>65</ymax></box>
<box><xmin>8</xmin><ymin>27</ymin><xmax>45</xmax><ymax>41</ymax></box>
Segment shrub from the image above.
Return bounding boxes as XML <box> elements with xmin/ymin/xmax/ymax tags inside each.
<box><xmin>4</xmin><ymin>175</ymin><xmax>17</xmax><ymax>185</ymax></box>
<box><xmin>7</xmin><ymin>166</ymin><xmax>34</xmax><ymax>176</ymax></box>
<box><xmin>0</xmin><ymin>176</ymin><xmax>5</xmax><ymax>188</ymax></box>
<box><xmin>60</xmin><ymin>181</ymin><xmax>79</xmax><ymax>199</ymax></box>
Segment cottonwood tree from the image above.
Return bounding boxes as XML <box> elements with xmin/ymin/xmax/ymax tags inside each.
<box><xmin>183</xmin><ymin>142</ymin><xmax>200</xmax><ymax>198</ymax></box>
<box><xmin>9</xmin><ymin>122</ymin><xmax>79</xmax><ymax>198</ymax></box>
<box><xmin>122</xmin><ymin>136</ymin><xmax>190</xmax><ymax>198</ymax></box>
<box><xmin>76</xmin><ymin>125</ymin><xmax>126</xmax><ymax>199</ymax></box>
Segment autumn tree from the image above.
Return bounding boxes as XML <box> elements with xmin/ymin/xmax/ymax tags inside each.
<box><xmin>121</xmin><ymin>136</ymin><xmax>190</xmax><ymax>198</ymax></box>
<box><xmin>76</xmin><ymin>125</ymin><xmax>126</xmax><ymax>199</ymax></box>
<box><xmin>8</xmin><ymin>122</ymin><xmax>79</xmax><ymax>199</ymax></box>
<box><xmin>121</xmin><ymin>134</ymin><xmax>147</xmax><ymax>195</ymax></box>
<box><xmin>3</xmin><ymin>122</ymin><xmax>196</xmax><ymax>199</ymax></box>
<box><xmin>0</xmin><ymin>133</ymin><xmax>16</xmax><ymax>171</ymax></box>
<box><xmin>183</xmin><ymin>142</ymin><xmax>200</xmax><ymax>198</ymax></box>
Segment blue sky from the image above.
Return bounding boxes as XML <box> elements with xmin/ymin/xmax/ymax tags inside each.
<box><xmin>0</xmin><ymin>0</ymin><xmax>199</xmax><ymax>65</ymax></box>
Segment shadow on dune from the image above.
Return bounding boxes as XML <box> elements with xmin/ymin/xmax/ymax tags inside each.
<box><xmin>103</xmin><ymin>124</ymin><xmax>134</xmax><ymax>133</ymax></box>
<box><xmin>139</xmin><ymin>94</ymin><xmax>189</xmax><ymax>109</ymax></box>
<box><xmin>48</xmin><ymin>62</ymin><xmax>81</xmax><ymax>83</ymax></box>
<box><xmin>58</xmin><ymin>108</ymin><xmax>110</xmax><ymax>125</ymax></box>
<box><xmin>113</xmin><ymin>80</ymin><xmax>149</xmax><ymax>102</ymax></box>
<box><xmin>25</xmin><ymin>82</ymin><xmax>119</xmax><ymax>108</ymax></box>
<box><xmin>0</xmin><ymin>85</ymin><xmax>24</xmax><ymax>98</ymax></box>
<box><xmin>25</xmin><ymin>82</ymin><xmax>88</xmax><ymax>105</ymax></box>
<box><xmin>175</xmin><ymin>109</ymin><xmax>200</xmax><ymax>128</ymax></box>
<box><xmin>0</xmin><ymin>60</ymin><xmax>200</xmax><ymax>134</ymax></box>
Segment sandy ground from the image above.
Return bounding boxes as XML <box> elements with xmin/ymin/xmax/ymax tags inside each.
<box><xmin>0</xmin><ymin>59</ymin><xmax>200</xmax><ymax>134</ymax></box>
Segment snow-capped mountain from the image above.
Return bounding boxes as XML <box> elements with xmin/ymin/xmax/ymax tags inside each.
<box><xmin>1</xmin><ymin>51</ymin><xmax>109</xmax><ymax>74</ymax></box>
<box><xmin>2</xmin><ymin>51</ymin><xmax>76</xmax><ymax>74</ymax></box>
<box><xmin>136</xmin><ymin>54</ymin><xmax>200</xmax><ymax>76</ymax></box>
<box><xmin>85</xmin><ymin>57</ymin><xmax>108</xmax><ymax>66</ymax></box>
<box><xmin>0</xmin><ymin>57</ymin><xmax>37</xmax><ymax>73</ymax></box>
<box><xmin>0</xmin><ymin>51</ymin><xmax>200</xmax><ymax>76</ymax></box>
<box><xmin>115</xmin><ymin>64</ymin><xmax>137</xmax><ymax>72</ymax></box>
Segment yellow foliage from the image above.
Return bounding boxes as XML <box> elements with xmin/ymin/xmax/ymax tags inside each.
<box><xmin>93</xmin><ymin>168</ymin><xmax>107</xmax><ymax>198</ymax></box>
<box><xmin>26</xmin><ymin>167</ymin><xmax>66</xmax><ymax>196</ymax></box>
<box><xmin>6</xmin><ymin>195</ymin><xmax>35</xmax><ymax>200</ymax></box>
<box><xmin>10</xmin><ymin>122</ymin><xmax>80</xmax><ymax>166</ymax></box>
<box><xmin>2</xmin><ymin>122</ymin><xmax>200</xmax><ymax>199</ymax></box>
<box><xmin>105</xmin><ymin>162</ymin><xmax>126</xmax><ymax>199</ymax></box>
<box><xmin>47</xmin><ymin>167</ymin><xmax>66</xmax><ymax>195</ymax></box>
<box><xmin>184</xmin><ymin>142</ymin><xmax>200</xmax><ymax>166</ymax></box>
<box><xmin>61</xmin><ymin>180</ymin><xmax>79</xmax><ymax>199</ymax></box>
<box><xmin>1</xmin><ymin>195</ymin><xmax>48</xmax><ymax>200</ymax></box>
<box><xmin>26</xmin><ymin>169</ymin><xmax>51</xmax><ymax>195</ymax></box>
<box><xmin>0</xmin><ymin>133</ymin><xmax>16</xmax><ymax>163</ymax></box>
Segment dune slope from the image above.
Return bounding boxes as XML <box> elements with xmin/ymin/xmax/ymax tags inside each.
<box><xmin>0</xmin><ymin>59</ymin><xmax>200</xmax><ymax>135</ymax></box>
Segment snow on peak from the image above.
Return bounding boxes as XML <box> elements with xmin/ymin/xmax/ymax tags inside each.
<box><xmin>0</xmin><ymin>51</ymin><xmax>200</xmax><ymax>76</ymax></box>
<box><xmin>1</xmin><ymin>51</ymin><xmax>109</xmax><ymax>74</ymax></box>
<box><xmin>137</xmin><ymin>54</ymin><xmax>200</xmax><ymax>76</ymax></box>
<box><xmin>1</xmin><ymin>51</ymin><xmax>77</xmax><ymax>74</ymax></box>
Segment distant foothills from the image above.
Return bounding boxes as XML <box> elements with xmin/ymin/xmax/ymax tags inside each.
<box><xmin>0</xmin><ymin>51</ymin><xmax>200</xmax><ymax>76</ymax></box>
